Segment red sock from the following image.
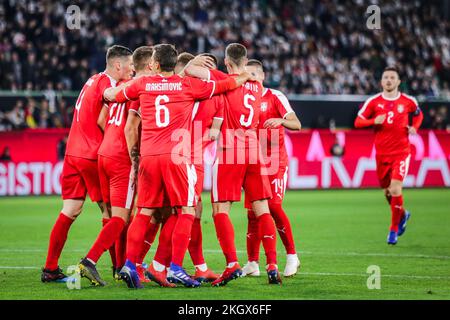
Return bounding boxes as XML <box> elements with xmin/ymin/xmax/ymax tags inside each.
<box><xmin>246</xmin><ymin>210</ymin><xmax>260</xmax><ymax>262</ymax></box>
<box><xmin>125</xmin><ymin>212</ymin><xmax>151</xmax><ymax>264</ymax></box>
<box><xmin>115</xmin><ymin>215</ymin><xmax>132</xmax><ymax>269</ymax></box>
<box><xmin>390</xmin><ymin>195</ymin><xmax>405</xmax><ymax>232</ymax></box>
<box><xmin>258</xmin><ymin>213</ymin><xmax>277</xmax><ymax>265</ymax></box>
<box><xmin>172</xmin><ymin>214</ymin><xmax>195</xmax><ymax>266</ymax></box>
<box><xmin>138</xmin><ymin>222</ymin><xmax>159</xmax><ymax>264</ymax></box>
<box><xmin>269</xmin><ymin>203</ymin><xmax>296</xmax><ymax>254</ymax></box>
<box><xmin>45</xmin><ymin>213</ymin><xmax>74</xmax><ymax>270</ymax></box>
<box><xmin>102</xmin><ymin>218</ymin><xmax>117</xmax><ymax>268</ymax></box>
<box><xmin>188</xmin><ymin>218</ymin><xmax>205</xmax><ymax>266</ymax></box>
<box><xmin>213</xmin><ymin>213</ymin><xmax>237</xmax><ymax>264</ymax></box>
<box><xmin>86</xmin><ymin>216</ymin><xmax>126</xmax><ymax>263</ymax></box>
<box><xmin>154</xmin><ymin>213</ymin><xmax>178</xmax><ymax>267</ymax></box>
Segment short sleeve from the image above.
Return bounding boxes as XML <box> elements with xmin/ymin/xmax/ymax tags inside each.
<box><xmin>209</xmin><ymin>69</ymin><xmax>228</xmax><ymax>81</ymax></box>
<box><xmin>406</xmin><ymin>95</ymin><xmax>420</xmax><ymax>114</ymax></box>
<box><xmin>117</xmin><ymin>78</ymin><xmax>141</xmax><ymax>102</ymax></box>
<box><xmin>129</xmin><ymin>100</ymin><xmax>141</xmax><ymax>117</ymax></box>
<box><xmin>358</xmin><ymin>98</ymin><xmax>375</xmax><ymax>119</ymax></box>
<box><xmin>186</xmin><ymin>76</ymin><xmax>216</xmax><ymax>101</ymax></box>
<box><xmin>98</xmin><ymin>77</ymin><xmax>114</xmax><ymax>98</ymax></box>
<box><xmin>272</xmin><ymin>89</ymin><xmax>294</xmax><ymax>118</ymax></box>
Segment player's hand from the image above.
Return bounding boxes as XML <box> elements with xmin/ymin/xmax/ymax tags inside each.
<box><xmin>191</xmin><ymin>55</ymin><xmax>216</xmax><ymax>69</ymax></box>
<box><xmin>374</xmin><ymin>114</ymin><xmax>386</xmax><ymax>125</ymax></box>
<box><xmin>264</xmin><ymin>118</ymin><xmax>285</xmax><ymax>129</ymax></box>
<box><xmin>408</xmin><ymin>126</ymin><xmax>417</xmax><ymax>135</ymax></box>
<box><xmin>238</xmin><ymin>71</ymin><xmax>256</xmax><ymax>82</ymax></box>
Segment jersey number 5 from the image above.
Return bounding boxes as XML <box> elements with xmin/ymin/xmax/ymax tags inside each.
<box><xmin>155</xmin><ymin>95</ymin><xmax>170</xmax><ymax>127</ymax></box>
<box><xmin>240</xmin><ymin>94</ymin><xmax>255</xmax><ymax>127</ymax></box>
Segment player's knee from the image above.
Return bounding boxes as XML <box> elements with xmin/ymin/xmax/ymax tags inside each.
<box><xmin>388</xmin><ymin>184</ymin><xmax>402</xmax><ymax>197</ymax></box>
<box><xmin>62</xmin><ymin>200</ymin><xmax>83</xmax><ymax>218</ymax></box>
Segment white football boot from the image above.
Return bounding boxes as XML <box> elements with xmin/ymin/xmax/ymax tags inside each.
<box><xmin>241</xmin><ymin>261</ymin><xmax>261</xmax><ymax>277</ymax></box>
<box><xmin>283</xmin><ymin>254</ymin><xmax>301</xmax><ymax>277</ymax></box>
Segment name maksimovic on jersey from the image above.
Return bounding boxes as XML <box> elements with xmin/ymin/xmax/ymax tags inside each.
<box><xmin>146</xmin><ymin>82</ymin><xmax>183</xmax><ymax>91</ymax></box>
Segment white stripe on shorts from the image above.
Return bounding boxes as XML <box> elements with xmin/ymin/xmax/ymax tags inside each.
<box><xmin>404</xmin><ymin>154</ymin><xmax>411</xmax><ymax>180</ymax></box>
<box><xmin>212</xmin><ymin>158</ymin><xmax>219</xmax><ymax>202</ymax></box>
<box><xmin>283</xmin><ymin>166</ymin><xmax>288</xmax><ymax>196</ymax></box>
<box><xmin>187</xmin><ymin>164</ymin><xmax>197</xmax><ymax>207</ymax></box>
<box><xmin>125</xmin><ymin>168</ymin><xmax>135</xmax><ymax>209</ymax></box>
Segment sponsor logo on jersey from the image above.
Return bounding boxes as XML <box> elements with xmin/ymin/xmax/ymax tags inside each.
<box><xmin>377</xmin><ymin>104</ymin><xmax>384</xmax><ymax>109</ymax></box>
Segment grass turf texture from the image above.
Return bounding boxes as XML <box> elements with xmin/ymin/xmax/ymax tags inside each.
<box><xmin>0</xmin><ymin>189</ymin><xmax>449</xmax><ymax>300</ymax></box>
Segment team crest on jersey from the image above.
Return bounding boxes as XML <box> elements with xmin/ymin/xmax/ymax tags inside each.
<box><xmin>261</xmin><ymin>102</ymin><xmax>268</xmax><ymax>112</ymax></box>
<box><xmin>397</xmin><ymin>104</ymin><xmax>404</xmax><ymax>113</ymax></box>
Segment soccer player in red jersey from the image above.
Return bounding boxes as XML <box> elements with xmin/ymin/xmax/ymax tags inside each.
<box><xmin>185</xmin><ymin>43</ymin><xmax>282</xmax><ymax>286</ymax></box>
<box><xmin>76</xmin><ymin>46</ymin><xmax>155</xmax><ymax>286</ymax></box>
<box><xmin>41</xmin><ymin>45</ymin><xmax>133</xmax><ymax>282</ymax></box>
<box><xmin>242</xmin><ymin>59</ymin><xmax>302</xmax><ymax>277</ymax></box>
<box><xmin>105</xmin><ymin>44</ymin><xmax>253</xmax><ymax>288</ymax></box>
<box><xmin>180</xmin><ymin>52</ymin><xmax>223</xmax><ymax>282</ymax></box>
<box><xmin>143</xmin><ymin>52</ymin><xmax>223</xmax><ymax>286</ymax></box>
<box><xmin>354</xmin><ymin>67</ymin><xmax>423</xmax><ymax>245</ymax></box>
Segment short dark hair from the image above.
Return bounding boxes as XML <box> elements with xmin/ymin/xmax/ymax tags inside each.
<box><xmin>199</xmin><ymin>53</ymin><xmax>218</xmax><ymax>68</ymax></box>
<box><xmin>247</xmin><ymin>59</ymin><xmax>263</xmax><ymax>70</ymax></box>
<box><xmin>153</xmin><ymin>44</ymin><xmax>178</xmax><ymax>72</ymax></box>
<box><xmin>133</xmin><ymin>46</ymin><xmax>153</xmax><ymax>71</ymax></box>
<box><xmin>106</xmin><ymin>45</ymin><xmax>133</xmax><ymax>63</ymax></box>
<box><xmin>177</xmin><ymin>52</ymin><xmax>195</xmax><ymax>68</ymax></box>
<box><xmin>225</xmin><ymin>43</ymin><xmax>247</xmax><ymax>66</ymax></box>
<box><xmin>383</xmin><ymin>66</ymin><xmax>400</xmax><ymax>77</ymax></box>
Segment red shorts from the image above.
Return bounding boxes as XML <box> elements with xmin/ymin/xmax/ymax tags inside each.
<box><xmin>98</xmin><ymin>155</ymin><xmax>135</xmax><ymax>209</ymax></box>
<box><xmin>61</xmin><ymin>155</ymin><xmax>102</xmax><ymax>202</ymax></box>
<box><xmin>211</xmin><ymin>148</ymin><xmax>272</xmax><ymax>203</ymax></box>
<box><xmin>245</xmin><ymin>166</ymin><xmax>288</xmax><ymax>209</ymax></box>
<box><xmin>376</xmin><ymin>153</ymin><xmax>411</xmax><ymax>189</ymax></box>
<box><xmin>137</xmin><ymin>154</ymin><xmax>197</xmax><ymax>208</ymax></box>
<box><xmin>194</xmin><ymin>164</ymin><xmax>204</xmax><ymax>203</ymax></box>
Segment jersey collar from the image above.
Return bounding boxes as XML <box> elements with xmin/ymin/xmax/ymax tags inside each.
<box><xmin>381</xmin><ymin>92</ymin><xmax>401</xmax><ymax>101</ymax></box>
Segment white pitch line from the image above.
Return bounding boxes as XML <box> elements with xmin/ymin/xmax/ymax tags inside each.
<box><xmin>300</xmin><ymin>272</ymin><xmax>450</xmax><ymax>280</ymax></box>
<box><xmin>1</xmin><ymin>248</ymin><xmax>450</xmax><ymax>260</ymax></box>
<box><xmin>0</xmin><ymin>266</ymin><xmax>449</xmax><ymax>280</ymax></box>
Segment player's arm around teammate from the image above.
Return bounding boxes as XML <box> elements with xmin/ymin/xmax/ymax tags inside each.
<box><xmin>41</xmin><ymin>46</ymin><xmax>134</xmax><ymax>283</ymax></box>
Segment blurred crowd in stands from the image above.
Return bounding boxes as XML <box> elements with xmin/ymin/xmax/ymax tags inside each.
<box><xmin>0</xmin><ymin>0</ymin><xmax>449</xmax><ymax>131</ymax></box>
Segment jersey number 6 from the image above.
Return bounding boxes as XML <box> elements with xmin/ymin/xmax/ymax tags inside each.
<box><xmin>155</xmin><ymin>95</ymin><xmax>170</xmax><ymax>127</ymax></box>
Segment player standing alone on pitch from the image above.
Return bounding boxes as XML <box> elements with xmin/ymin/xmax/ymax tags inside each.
<box><xmin>354</xmin><ymin>67</ymin><xmax>423</xmax><ymax>245</ymax></box>
<box><xmin>41</xmin><ymin>46</ymin><xmax>133</xmax><ymax>282</ymax></box>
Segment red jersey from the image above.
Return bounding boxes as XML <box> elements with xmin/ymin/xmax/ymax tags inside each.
<box><xmin>98</xmin><ymin>81</ymin><xmax>140</xmax><ymax>162</ymax></box>
<box><xmin>358</xmin><ymin>92</ymin><xmax>420</xmax><ymax>156</ymax></box>
<box><xmin>258</xmin><ymin>88</ymin><xmax>295</xmax><ymax>167</ymax></box>
<box><xmin>191</xmin><ymin>94</ymin><xmax>224</xmax><ymax>165</ymax></box>
<box><xmin>210</xmin><ymin>69</ymin><xmax>262</xmax><ymax>149</ymax></box>
<box><xmin>116</xmin><ymin>74</ymin><xmax>220</xmax><ymax>157</ymax></box>
<box><xmin>66</xmin><ymin>72</ymin><xmax>116</xmax><ymax>159</ymax></box>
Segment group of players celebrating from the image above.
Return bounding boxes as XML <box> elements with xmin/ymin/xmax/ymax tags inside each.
<box><xmin>40</xmin><ymin>41</ymin><xmax>423</xmax><ymax>290</ymax></box>
<box><xmin>41</xmin><ymin>43</ymin><xmax>302</xmax><ymax>289</ymax></box>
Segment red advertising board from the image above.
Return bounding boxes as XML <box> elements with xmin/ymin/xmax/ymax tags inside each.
<box><xmin>0</xmin><ymin>129</ymin><xmax>449</xmax><ymax>196</ymax></box>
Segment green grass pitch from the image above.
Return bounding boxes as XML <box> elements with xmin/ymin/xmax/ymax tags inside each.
<box><xmin>0</xmin><ymin>189</ymin><xmax>449</xmax><ymax>300</ymax></box>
